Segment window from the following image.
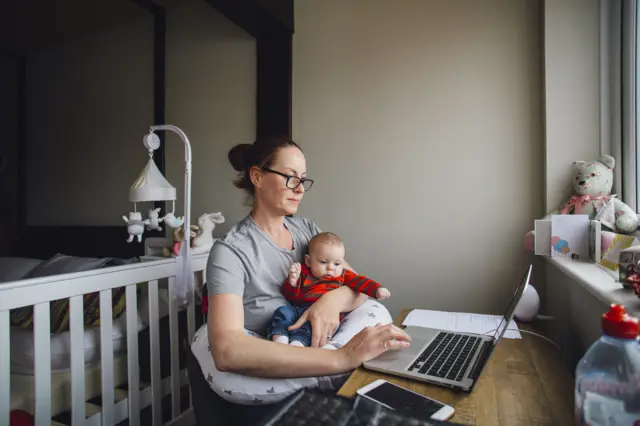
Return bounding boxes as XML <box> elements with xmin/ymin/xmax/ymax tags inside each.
<box><xmin>616</xmin><ymin>0</ymin><xmax>639</xmax><ymax>212</ymax></box>
<box><xmin>635</xmin><ymin>1</ymin><xmax>640</xmax><ymax>209</ymax></box>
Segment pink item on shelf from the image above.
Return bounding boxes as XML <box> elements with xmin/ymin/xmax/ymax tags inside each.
<box><xmin>524</xmin><ymin>232</ymin><xmax>534</xmax><ymax>252</ymax></box>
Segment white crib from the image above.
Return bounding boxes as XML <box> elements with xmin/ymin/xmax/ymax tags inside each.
<box><xmin>1</xmin><ymin>252</ymin><xmax>210</xmax><ymax>426</ymax></box>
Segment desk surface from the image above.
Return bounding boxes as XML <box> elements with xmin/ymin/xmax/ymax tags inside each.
<box><xmin>337</xmin><ymin>309</ymin><xmax>576</xmax><ymax>425</ymax></box>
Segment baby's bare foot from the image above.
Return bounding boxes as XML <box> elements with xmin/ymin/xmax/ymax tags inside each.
<box><xmin>376</xmin><ymin>288</ymin><xmax>391</xmax><ymax>300</ymax></box>
<box><xmin>289</xmin><ymin>262</ymin><xmax>302</xmax><ymax>286</ymax></box>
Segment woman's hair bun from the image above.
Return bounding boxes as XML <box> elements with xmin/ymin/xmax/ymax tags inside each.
<box><xmin>228</xmin><ymin>143</ymin><xmax>252</xmax><ymax>172</ymax></box>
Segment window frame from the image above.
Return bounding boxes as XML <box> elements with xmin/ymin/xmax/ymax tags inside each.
<box><xmin>635</xmin><ymin>0</ymin><xmax>640</xmax><ymax>210</ymax></box>
<box><xmin>622</xmin><ymin>0</ymin><xmax>638</xmax><ymax>211</ymax></box>
<box><xmin>610</xmin><ymin>0</ymin><xmax>639</xmax><ymax>213</ymax></box>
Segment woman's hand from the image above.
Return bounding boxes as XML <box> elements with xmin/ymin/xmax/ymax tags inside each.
<box><xmin>288</xmin><ymin>291</ymin><xmax>344</xmax><ymax>348</ymax></box>
<box><xmin>337</xmin><ymin>324</ymin><xmax>412</xmax><ymax>370</ymax></box>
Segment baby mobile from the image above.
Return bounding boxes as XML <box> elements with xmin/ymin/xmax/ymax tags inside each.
<box><xmin>122</xmin><ymin>134</ymin><xmax>184</xmax><ymax>243</ymax></box>
<box><xmin>123</xmin><ymin>125</ymin><xmax>195</xmax><ymax>308</ymax></box>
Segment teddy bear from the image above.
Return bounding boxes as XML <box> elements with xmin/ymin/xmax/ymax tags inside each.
<box><xmin>525</xmin><ymin>155</ymin><xmax>637</xmax><ymax>250</ymax></box>
<box><xmin>162</xmin><ymin>225</ymin><xmax>200</xmax><ymax>257</ymax></box>
<box><xmin>160</xmin><ymin>212</ymin><xmax>226</xmax><ymax>257</ymax></box>
<box><xmin>122</xmin><ymin>212</ymin><xmax>149</xmax><ymax>243</ymax></box>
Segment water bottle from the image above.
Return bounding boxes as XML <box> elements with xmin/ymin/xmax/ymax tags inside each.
<box><xmin>575</xmin><ymin>304</ymin><xmax>640</xmax><ymax>425</ymax></box>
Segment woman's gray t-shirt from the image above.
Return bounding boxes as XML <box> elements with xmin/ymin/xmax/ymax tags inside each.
<box><xmin>206</xmin><ymin>214</ymin><xmax>321</xmax><ymax>334</ymax></box>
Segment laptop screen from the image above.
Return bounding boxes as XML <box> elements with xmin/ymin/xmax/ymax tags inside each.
<box><xmin>489</xmin><ymin>264</ymin><xmax>532</xmax><ymax>344</ymax></box>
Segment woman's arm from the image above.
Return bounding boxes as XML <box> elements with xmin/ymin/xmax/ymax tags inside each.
<box><xmin>208</xmin><ymin>293</ymin><xmax>411</xmax><ymax>378</ymax></box>
<box><xmin>328</xmin><ymin>285</ymin><xmax>369</xmax><ymax>312</ymax></box>
<box><xmin>287</xmin><ymin>285</ymin><xmax>368</xmax><ymax>348</ymax></box>
<box><xmin>208</xmin><ymin>293</ymin><xmax>346</xmax><ymax>377</ymax></box>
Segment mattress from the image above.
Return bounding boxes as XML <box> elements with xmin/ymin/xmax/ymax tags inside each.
<box><xmin>11</xmin><ymin>353</ymin><xmax>129</xmax><ymax>417</ymax></box>
<box><xmin>10</xmin><ymin>286</ymin><xmax>171</xmax><ymax>374</ymax></box>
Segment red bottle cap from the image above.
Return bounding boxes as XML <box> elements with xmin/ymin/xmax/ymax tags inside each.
<box><xmin>602</xmin><ymin>304</ymin><xmax>639</xmax><ymax>339</ymax></box>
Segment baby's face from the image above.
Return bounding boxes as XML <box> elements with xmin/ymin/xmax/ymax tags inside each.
<box><xmin>306</xmin><ymin>242</ymin><xmax>345</xmax><ymax>278</ymax></box>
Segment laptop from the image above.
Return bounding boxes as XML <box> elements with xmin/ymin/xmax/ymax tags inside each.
<box><xmin>363</xmin><ymin>264</ymin><xmax>532</xmax><ymax>392</ymax></box>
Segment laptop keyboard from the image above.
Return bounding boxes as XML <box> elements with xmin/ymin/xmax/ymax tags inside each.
<box><xmin>407</xmin><ymin>331</ymin><xmax>481</xmax><ymax>382</ymax></box>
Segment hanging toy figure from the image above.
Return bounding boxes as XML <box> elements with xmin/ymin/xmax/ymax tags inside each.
<box><xmin>122</xmin><ymin>211</ymin><xmax>149</xmax><ymax>243</ymax></box>
<box><xmin>147</xmin><ymin>207</ymin><xmax>164</xmax><ymax>231</ymax></box>
<box><xmin>162</xmin><ymin>212</ymin><xmax>184</xmax><ymax>229</ymax></box>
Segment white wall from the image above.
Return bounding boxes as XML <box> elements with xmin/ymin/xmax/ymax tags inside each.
<box><xmin>546</xmin><ymin>262</ymin><xmax>609</xmax><ymax>369</ymax></box>
<box><xmin>293</xmin><ymin>0</ymin><xmax>544</xmax><ymax>318</ymax></box>
<box><xmin>23</xmin><ymin>1</ymin><xmax>255</xmax><ymax>234</ymax></box>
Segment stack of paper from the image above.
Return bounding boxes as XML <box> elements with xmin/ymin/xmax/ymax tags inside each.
<box><xmin>401</xmin><ymin>309</ymin><xmax>522</xmax><ymax>339</ymax></box>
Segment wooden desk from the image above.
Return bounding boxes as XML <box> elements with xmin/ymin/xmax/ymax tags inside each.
<box><xmin>337</xmin><ymin>309</ymin><xmax>575</xmax><ymax>425</ymax></box>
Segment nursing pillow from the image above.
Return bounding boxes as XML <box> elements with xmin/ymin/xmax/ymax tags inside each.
<box><xmin>190</xmin><ymin>298</ymin><xmax>392</xmax><ymax>405</ymax></box>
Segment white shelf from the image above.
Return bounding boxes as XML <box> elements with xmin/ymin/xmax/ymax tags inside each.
<box><xmin>547</xmin><ymin>257</ymin><xmax>640</xmax><ymax>317</ymax></box>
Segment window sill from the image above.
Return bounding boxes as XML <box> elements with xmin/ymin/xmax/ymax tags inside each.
<box><xmin>546</xmin><ymin>257</ymin><xmax>640</xmax><ymax>317</ymax></box>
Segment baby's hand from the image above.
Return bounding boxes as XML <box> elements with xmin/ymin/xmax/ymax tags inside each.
<box><xmin>288</xmin><ymin>262</ymin><xmax>302</xmax><ymax>286</ymax></box>
<box><xmin>376</xmin><ymin>288</ymin><xmax>391</xmax><ymax>300</ymax></box>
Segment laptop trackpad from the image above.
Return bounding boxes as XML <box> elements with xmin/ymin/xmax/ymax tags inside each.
<box><xmin>367</xmin><ymin>337</ymin><xmax>429</xmax><ymax>365</ymax></box>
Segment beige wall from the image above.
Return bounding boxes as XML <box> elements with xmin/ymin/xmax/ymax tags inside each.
<box><xmin>543</xmin><ymin>0</ymin><xmax>602</xmax><ymax>212</ymax></box>
<box><xmin>164</xmin><ymin>0</ymin><xmax>255</xmax><ymax>236</ymax></box>
<box><xmin>543</xmin><ymin>0</ymin><xmax>614</xmax><ymax>369</ymax></box>
<box><xmin>19</xmin><ymin>0</ymin><xmax>606</xmax><ymax>325</ymax></box>
<box><xmin>293</xmin><ymin>0</ymin><xmax>544</xmax><ymax>318</ymax></box>
<box><xmin>24</xmin><ymin>1</ymin><xmax>255</xmax><ymax>235</ymax></box>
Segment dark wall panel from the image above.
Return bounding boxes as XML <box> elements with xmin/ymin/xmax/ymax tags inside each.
<box><xmin>207</xmin><ymin>0</ymin><xmax>293</xmax><ymax>139</ymax></box>
<box><xmin>15</xmin><ymin>0</ymin><xmax>294</xmax><ymax>260</ymax></box>
<box><xmin>257</xmin><ymin>26</ymin><xmax>292</xmax><ymax>138</ymax></box>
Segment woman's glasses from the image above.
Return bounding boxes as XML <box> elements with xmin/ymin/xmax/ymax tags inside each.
<box><xmin>261</xmin><ymin>167</ymin><xmax>314</xmax><ymax>191</ymax></box>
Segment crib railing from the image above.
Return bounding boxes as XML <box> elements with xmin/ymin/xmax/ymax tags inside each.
<box><xmin>0</xmin><ymin>255</ymin><xmax>208</xmax><ymax>426</ymax></box>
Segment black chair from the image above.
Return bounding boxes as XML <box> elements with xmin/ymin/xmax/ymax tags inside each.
<box><xmin>187</xmin><ymin>351</ymin><xmax>288</xmax><ymax>425</ymax></box>
<box><xmin>190</xmin><ymin>283</ymin><xmax>314</xmax><ymax>425</ymax></box>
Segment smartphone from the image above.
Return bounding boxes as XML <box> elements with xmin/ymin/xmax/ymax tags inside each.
<box><xmin>356</xmin><ymin>379</ymin><xmax>455</xmax><ymax>421</ymax></box>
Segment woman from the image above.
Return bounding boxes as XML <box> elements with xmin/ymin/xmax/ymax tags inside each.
<box><xmin>189</xmin><ymin>135</ymin><xmax>411</xmax><ymax>415</ymax></box>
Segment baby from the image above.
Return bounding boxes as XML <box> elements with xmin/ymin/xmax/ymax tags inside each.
<box><xmin>266</xmin><ymin>231</ymin><xmax>391</xmax><ymax>348</ymax></box>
